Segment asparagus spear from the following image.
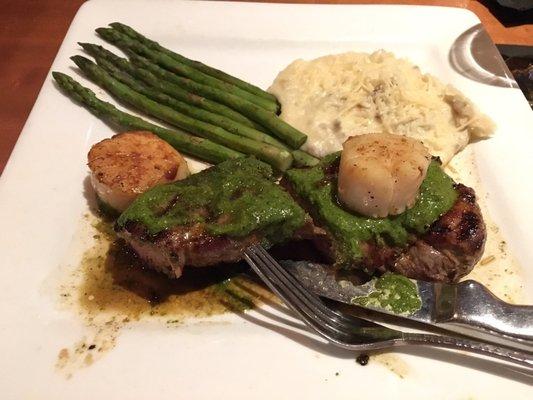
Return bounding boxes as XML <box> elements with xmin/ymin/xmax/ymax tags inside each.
<box><xmin>128</xmin><ymin>53</ymin><xmax>307</xmax><ymax>149</ymax></box>
<box><xmin>79</xmin><ymin>44</ymin><xmax>317</xmax><ymax>166</ymax></box>
<box><xmin>108</xmin><ymin>22</ymin><xmax>278</xmax><ymax>105</ymax></box>
<box><xmin>292</xmin><ymin>150</ymin><xmax>319</xmax><ymax>167</ymax></box>
<box><xmin>95</xmin><ymin>56</ymin><xmax>318</xmax><ymax>167</ymax></box>
<box><xmin>94</xmin><ymin>55</ymin><xmax>288</xmax><ymax>150</ymax></box>
<box><xmin>52</xmin><ymin>72</ymin><xmax>243</xmax><ymax>164</ymax></box>
<box><xmin>79</xmin><ymin>42</ymin><xmax>263</xmax><ymax>130</ymax></box>
<box><xmin>71</xmin><ymin>56</ymin><xmax>293</xmax><ymax>171</ymax></box>
<box><xmin>96</xmin><ymin>27</ymin><xmax>279</xmax><ymax>114</ymax></box>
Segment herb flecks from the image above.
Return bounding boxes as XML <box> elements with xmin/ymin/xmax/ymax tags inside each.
<box><xmin>351</xmin><ymin>273</ymin><xmax>422</xmax><ymax>315</ymax></box>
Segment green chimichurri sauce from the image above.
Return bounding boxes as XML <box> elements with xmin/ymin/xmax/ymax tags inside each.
<box><xmin>116</xmin><ymin>158</ymin><xmax>306</xmax><ymax>244</ymax></box>
<box><xmin>285</xmin><ymin>153</ymin><xmax>457</xmax><ymax>266</ymax></box>
<box><xmin>352</xmin><ymin>273</ymin><xmax>422</xmax><ymax>315</ymax></box>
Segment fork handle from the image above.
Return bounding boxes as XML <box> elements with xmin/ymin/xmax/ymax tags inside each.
<box><xmin>435</xmin><ymin>280</ymin><xmax>533</xmax><ymax>350</ymax></box>
<box><xmin>403</xmin><ymin>332</ymin><xmax>533</xmax><ymax>370</ymax></box>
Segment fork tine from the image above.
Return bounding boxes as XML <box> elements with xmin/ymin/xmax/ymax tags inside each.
<box><xmin>245</xmin><ymin>246</ymin><xmax>357</xmax><ymax>338</ymax></box>
<box><xmin>248</xmin><ymin>246</ymin><xmax>391</xmax><ymax>341</ymax></box>
<box><xmin>250</xmin><ymin>245</ymin><xmax>364</xmax><ymax>328</ymax></box>
<box><xmin>250</xmin><ymin>246</ymin><xmax>345</xmax><ymax>323</ymax></box>
<box><xmin>246</xmin><ymin>249</ymin><xmax>533</xmax><ymax>367</ymax></box>
<box><xmin>248</xmin><ymin>246</ymin><xmax>362</xmax><ymax>336</ymax></box>
<box><xmin>244</xmin><ymin>249</ymin><xmax>356</xmax><ymax>342</ymax></box>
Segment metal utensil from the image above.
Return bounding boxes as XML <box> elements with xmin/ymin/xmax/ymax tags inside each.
<box><xmin>244</xmin><ymin>245</ymin><xmax>533</xmax><ymax>370</ymax></box>
<box><xmin>282</xmin><ymin>260</ymin><xmax>533</xmax><ymax>351</ymax></box>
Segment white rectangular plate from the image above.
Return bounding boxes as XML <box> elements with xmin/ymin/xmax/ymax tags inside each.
<box><xmin>1</xmin><ymin>1</ymin><xmax>532</xmax><ymax>398</ymax></box>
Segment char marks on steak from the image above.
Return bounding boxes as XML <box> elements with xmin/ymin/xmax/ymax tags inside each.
<box><xmin>118</xmin><ymin>221</ymin><xmax>263</xmax><ymax>279</ymax></box>
<box><xmin>283</xmin><ymin>159</ymin><xmax>487</xmax><ymax>283</ymax></box>
<box><xmin>391</xmin><ymin>184</ymin><xmax>486</xmax><ymax>282</ymax></box>
<box><xmin>118</xmin><ymin>219</ymin><xmax>317</xmax><ymax>279</ymax></box>
<box><xmin>308</xmin><ymin>184</ymin><xmax>486</xmax><ymax>283</ymax></box>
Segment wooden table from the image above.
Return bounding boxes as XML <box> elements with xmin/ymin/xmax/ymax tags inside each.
<box><xmin>1</xmin><ymin>0</ymin><xmax>531</xmax><ymax>174</ymax></box>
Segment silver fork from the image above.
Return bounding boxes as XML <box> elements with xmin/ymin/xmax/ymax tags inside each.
<box><xmin>243</xmin><ymin>244</ymin><xmax>533</xmax><ymax>371</ymax></box>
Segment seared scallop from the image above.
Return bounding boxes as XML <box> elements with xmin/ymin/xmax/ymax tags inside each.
<box><xmin>88</xmin><ymin>131</ymin><xmax>189</xmax><ymax>213</ymax></box>
<box><xmin>338</xmin><ymin>133</ymin><xmax>431</xmax><ymax>218</ymax></box>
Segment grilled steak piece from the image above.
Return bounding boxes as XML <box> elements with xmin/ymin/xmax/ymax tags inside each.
<box><xmin>373</xmin><ymin>184</ymin><xmax>485</xmax><ymax>282</ymax></box>
<box><xmin>115</xmin><ymin>158</ymin><xmax>307</xmax><ymax>279</ymax></box>
<box><xmin>284</xmin><ymin>154</ymin><xmax>486</xmax><ymax>283</ymax></box>
<box><xmin>117</xmin><ymin>222</ymin><xmax>264</xmax><ymax>278</ymax></box>
<box><xmin>116</xmin><ymin>154</ymin><xmax>485</xmax><ymax>283</ymax></box>
<box><xmin>118</xmin><ymin>220</ymin><xmax>318</xmax><ymax>279</ymax></box>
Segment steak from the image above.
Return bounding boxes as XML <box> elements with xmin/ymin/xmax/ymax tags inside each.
<box><xmin>283</xmin><ymin>154</ymin><xmax>486</xmax><ymax>283</ymax></box>
<box><xmin>361</xmin><ymin>184</ymin><xmax>485</xmax><ymax>282</ymax></box>
<box><xmin>115</xmin><ymin>158</ymin><xmax>307</xmax><ymax>279</ymax></box>
<box><xmin>117</xmin><ymin>156</ymin><xmax>486</xmax><ymax>283</ymax></box>
<box><xmin>117</xmin><ymin>222</ymin><xmax>264</xmax><ymax>278</ymax></box>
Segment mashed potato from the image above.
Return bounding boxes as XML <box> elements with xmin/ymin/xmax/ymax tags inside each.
<box><xmin>269</xmin><ymin>51</ymin><xmax>494</xmax><ymax>164</ymax></box>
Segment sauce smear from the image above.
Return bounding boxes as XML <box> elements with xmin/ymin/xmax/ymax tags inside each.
<box><xmin>56</xmin><ymin>217</ymin><xmax>274</xmax><ymax>376</ymax></box>
<box><xmin>77</xmin><ymin>228</ymin><xmax>268</xmax><ymax>321</ymax></box>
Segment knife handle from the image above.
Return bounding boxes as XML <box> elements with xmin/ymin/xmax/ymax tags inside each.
<box><xmin>435</xmin><ymin>280</ymin><xmax>533</xmax><ymax>350</ymax></box>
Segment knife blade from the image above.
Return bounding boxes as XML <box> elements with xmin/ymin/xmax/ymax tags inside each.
<box><xmin>282</xmin><ymin>260</ymin><xmax>533</xmax><ymax>352</ymax></box>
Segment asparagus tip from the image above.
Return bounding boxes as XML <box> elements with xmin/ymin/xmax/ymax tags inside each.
<box><xmin>78</xmin><ymin>42</ymin><xmax>101</xmax><ymax>55</ymax></box>
<box><xmin>95</xmin><ymin>27</ymin><xmax>111</xmax><ymax>36</ymax></box>
<box><xmin>52</xmin><ymin>72</ymin><xmax>75</xmax><ymax>91</ymax></box>
<box><xmin>52</xmin><ymin>71</ymin><xmax>65</xmax><ymax>81</ymax></box>
<box><xmin>71</xmin><ymin>55</ymin><xmax>95</xmax><ymax>69</ymax></box>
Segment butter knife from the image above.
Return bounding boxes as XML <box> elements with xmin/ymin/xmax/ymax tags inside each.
<box><xmin>282</xmin><ymin>261</ymin><xmax>533</xmax><ymax>351</ymax></box>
